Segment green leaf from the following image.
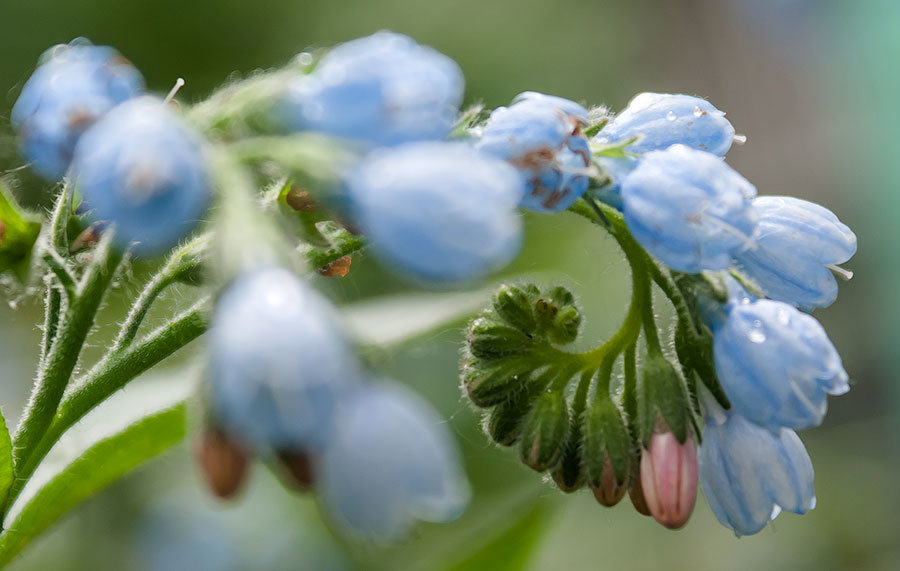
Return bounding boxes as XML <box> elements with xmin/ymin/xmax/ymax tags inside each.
<box><xmin>0</xmin><ymin>182</ymin><xmax>41</xmax><ymax>279</ymax></box>
<box><xmin>0</xmin><ymin>368</ymin><xmax>193</xmax><ymax>567</ymax></box>
<box><xmin>342</xmin><ymin>288</ymin><xmax>492</xmax><ymax>348</ymax></box>
<box><xmin>0</xmin><ymin>405</ymin><xmax>185</xmax><ymax>567</ymax></box>
<box><xmin>0</xmin><ymin>410</ymin><xmax>11</xmax><ymax>513</ymax></box>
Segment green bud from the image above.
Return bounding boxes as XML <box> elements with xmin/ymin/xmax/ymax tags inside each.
<box><xmin>546</xmin><ymin>285</ymin><xmax>575</xmax><ymax>307</ymax></box>
<box><xmin>551</xmin><ymin>412</ymin><xmax>585</xmax><ymax>493</ymax></box>
<box><xmin>468</xmin><ymin>316</ymin><xmax>530</xmax><ymax>360</ymax></box>
<box><xmin>492</xmin><ymin>284</ymin><xmax>537</xmax><ymax>333</ymax></box>
<box><xmin>636</xmin><ymin>352</ymin><xmax>690</xmax><ymax>446</ymax></box>
<box><xmin>519</xmin><ymin>391</ymin><xmax>569</xmax><ymax>472</ymax></box>
<box><xmin>486</xmin><ymin>387</ymin><xmax>535</xmax><ymax>446</ymax></box>
<box><xmin>583</xmin><ymin>398</ymin><xmax>633</xmax><ymax>491</ymax></box>
<box><xmin>548</xmin><ymin>305</ymin><xmax>582</xmax><ymax>345</ymax></box>
<box><xmin>461</xmin><ymin>355</ymin><xmax>533</xmax><ymax>408</ymax></box>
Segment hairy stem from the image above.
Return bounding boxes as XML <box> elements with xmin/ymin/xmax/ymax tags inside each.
<box><xmin>3</xmin><ymin>298</ymin><xmax>208</xmax><ymax>513</ymax></box>
<box><xmin>11</xmin><ymin>233</ymin><xmax>123</xmax><ymax>475</ymax></box>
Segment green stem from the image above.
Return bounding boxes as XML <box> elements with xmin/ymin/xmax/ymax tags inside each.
<box><xmin>41</xmin><ymin>251</ymin><xmax>75</xmax><ymax>299</ymax></box>
<box><xmin>39</xmin><ymin>285</ymin><xmax>61</xmax><ymax>371</ymax></box>
<box><xmin>11</xmin><ymin>234</ymin><xmax>123</xmax><ymax>474</ymax></box>
<box><xmin>112</xmin><ymin>235</ymin><xmax>207</xmax><ymax>352</ymax></box>
<box><xmin>3</xmin><ymin>298</ymin><xmax>208</xmax><ymax>514</ymax></box>
<box><xmin>622</xmin><ymin>340</ymin><xmax>638</xmax><ymax>424</ymax></box>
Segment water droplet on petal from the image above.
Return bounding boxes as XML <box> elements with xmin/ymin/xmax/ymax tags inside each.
<box><xmin>666</xmin><ymin>111</ymin><xmax>677</xmax><ymax>122</ymax></box>
<box><xmin>748</xmin><ymin>330</ymin><xmax>766</xmax><ymax>343</ymax></box>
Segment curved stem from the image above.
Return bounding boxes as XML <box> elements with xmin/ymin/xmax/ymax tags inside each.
<box><xmin>11</xmin><ymin>233</ymin><xmax>123</xmax><ymax>475</ymax></box>
<box><xmin>3</xmin><ymin>298</ymin><xmax>208</xmax><ymax>513</ymax></box>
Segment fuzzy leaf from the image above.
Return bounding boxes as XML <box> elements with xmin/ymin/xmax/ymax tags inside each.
<box><xmin>0</xmin><ymin>410</ymin><xmax>11</xmax><ymax>512</ymax></box>
<box><xmin>0</xmin><ymin>182</ymin><xmax>41</xmax><ymax>280</ymax></box>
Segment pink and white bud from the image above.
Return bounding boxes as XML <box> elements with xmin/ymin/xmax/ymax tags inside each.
<box><xmin>640</xmin><ymin>430</ymin><xmax>698</xmax><ymax>529</ymax></box>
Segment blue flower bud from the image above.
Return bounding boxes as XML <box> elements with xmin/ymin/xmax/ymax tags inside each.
<box><xmin>11</xmin><ymin>40</ymin><xmax>145</xmax><ymax>180</ymax></box>
<box><xmin>346</xmin><ymin>142</ymin><xmax>524</xmax><ymax>283</ymax></box>
<box><xmin>71</xmin><ymin>97</ymin><xmax>211</xmax><ymax>256</ymax></box>
<box><xmin>209</xmin><ymin>267</ymin><xmax>361</xmax><ymax>453</ymax></box>
<box><xmin>734</xmin><ymin>196</ymin><xmax>857</xmax><ymax>310</ymax></box>
<box><xmin>477</xmin><ymin>94</ymin><xmax>591</xmax><ymax>213</ymax></box>
<box><xmin>620</xmin><ymin>144</ymin><xmax>757</xmax><ymax>273</ymax></box>
<box><xmin>280</xmin><ymin>32</ymin><xmax>464</xmax><ymax>146</ymax></box>
<box><xmin>596</xmin><ymin>92</ymin><xmax>735</xmax><ymax>156</ymax></box>
<box><xmin>318</xmin><ymin>382</ymin><xmax>470</xmax><ymax>541</ymax></box>
<box><xmin>709</xmin><ymin>286</ymin><xmax>849</xmax><ymax>430</ymax></box>
<box><xmin>699</xmin><ymin>407</ymin><xmax>815</xmax><ymax>536</ymax></box>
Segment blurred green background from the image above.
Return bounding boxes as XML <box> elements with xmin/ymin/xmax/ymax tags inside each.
<box><xmin>1</xmin><ymin>0</ymin><xmax>898</xmax><ymax>569</ymax></box>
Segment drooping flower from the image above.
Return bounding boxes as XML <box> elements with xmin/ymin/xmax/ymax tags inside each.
<box><xmin>708</xmin><ymin>280</ymin><xmax>849</xmax><ymax>430</ymax></box>
<box><xmin>620</xmin><ymin>144</ymin><xmax>757</xmax><ymax>273</ymax></box>
<box><xmin>699</xmin><ymin>404</ymin><xmax>816</xmax><ymax>536</ymax></box>
<box><xmin>208</xmin><ymin>267</ymin><xmax>361</xmax><ymax>454</ymax></box>
<box><xmin>279</xmin><ymin>31</ymin><xmax>464</xmax><ymax>146</ymax></box>
<box><xmin>317</xmin><ymin>381</ymin><xmax>470</xmax><ymax>541</ymax></box>
<box><xmin>12</xmin><ymin>40</ymin><xmax>145</xmax><ymax>180</ymax></box>
<box><xmin>477</xmin><ymin>92</ymin><xmax>590</xmax><ymax>213</ymax></box>
<box><xmin>735</xmin><ymin>195</ymin><xmax>857</xmax><ymax>310</ymax></box>
<box><xmin>71</xmin><ymin>96</ymin><xmax>211</xmax><ymax>256</ymax></box>
<box><xmin>346</xmin><ymin>142</ymin><xmax>524</xmax><ymax>283</ymax></box>
<box><xmin>596</xmin><ymin>92</ymin><xmax>735</xmax><ymax>156</ymax></box>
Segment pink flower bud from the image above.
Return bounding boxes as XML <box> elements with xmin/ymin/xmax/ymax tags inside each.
<box><xmin>640</xmin><ymin>430</ymin><xmax>698</xmax><ymax>529</ymax></box>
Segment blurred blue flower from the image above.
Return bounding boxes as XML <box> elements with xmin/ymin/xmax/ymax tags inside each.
<box><xmin>735</xmin><ymin>195</ymin><xmax>857</xmax><ymax>310</ymax></box>
<box><xmin>209</xmin><ymin>267</ymin><xmax>361</xmax><ymax>453</ymax></box>
<box><xmin>280</xmin><ymin>32</ymin><xmax>464</xmax><ymax>146</ymax></box>
<box><xmin>699</xmin><ymin>405</ymin><xmax>815</xmax><ymax>537</ymax></box>
<box><xmin>709</xmin><ymin>284</ymin><xmax>849</xmax><ymax>430</ymax></box>
<box><xmin>11</xmin><ymin>40</ymin><xmax>144</xmax><ymax>180</ymax></box>
<box><xmin>318</xmin><ymin>381</ymin><xmax>470</xmax><ymax>541</ymax></box>
<box><xmin>71</xmin><ymin>96</ymin><xmax>210</xmax><ymax>256</ymax></box>
<box><xmin>477</xmin><ymin>93</ymin><xmax>590</xmax><ymax>213</ymax></box>
<box><xmin>595</xmin><ymin>92</ymin><xmax>735</xmax><ymax>156</ymax></box>
<box><xmin>620</xmin><ymin>144</ymin><xmax>757</xmax><ymax>273</ymax></box>
<box><xmin>347</xmin><ymin>142</ymin><xmax>524</xmax><ymax>283</ymax></box>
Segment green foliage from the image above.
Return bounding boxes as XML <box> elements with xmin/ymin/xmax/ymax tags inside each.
<box><xmin>0</xmin><ymin>404</ymin><xmax>186</xmax><ymax>567</ymax></box>
<box><xmin>0</xmin><ymin>182</ymin><xmax>40</xmax><ymax>279</ymax></box>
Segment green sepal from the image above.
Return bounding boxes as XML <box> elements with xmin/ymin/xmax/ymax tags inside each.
<box><xmin>0</xmin><ymin>182</ymin><xmax>41</xmax><ymax>280</ymax></box>
<box><xmin>519</xmin><ymin>391</ymin><xmax>569</xmax><ymax>472</ymax></box>
<box><xmin>583</xmin><ymin>397</ymin><xmax>632</xmax><ymax>487</ymax></box>
<box><xmin>486</xmin><ymin>387</ymin><xmax>536</xmax><ymax>447</ymax></box>
<box><xmin>674</xmin><ymin>320</ymin><xmax>730</xmax><ymax>411</ymax></box>
<box><xmin>550</xmin><ymin>409</ymin><xmax>585</xmax><ymax>493</ymax></box>
<box><xmin>492</xmin><ymin>284</ymin><xmax>537</xmax><ymax>334</ymax></box>
<box><xmin>468</xmin><ymin>315</ymin><xmax>531</xmax><ymax>360</ymax></box>
<box><xmin>636</xmin><ymin>352</ymin><xmax>690</xmax><ymax>446</ymax></box>
<box><xmin>460</xmin><ymin>352</ymin><xmax>535</xmax><ymax>408</ymax></box>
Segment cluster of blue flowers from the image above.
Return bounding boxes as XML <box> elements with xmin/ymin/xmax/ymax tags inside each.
<box><xmin>587</xmin><ymin>92</ymin><xmax>856</xmax><ymax>535</ymax></box>
<box><xmin>12</xmin><ymin>30</ymin><xmax>856</xmax><ymax>541</ymax></box>
<box><xmin>207</xmin><ymin>267</ymin><xmax>469</xmax><ymax>540</ymax></box>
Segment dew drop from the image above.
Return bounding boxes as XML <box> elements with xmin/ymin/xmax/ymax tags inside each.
<box><xmin>666</xmin><ymin>111</ymin><xmax>677</xmax><ymax>122</ymax></box>
<box><xmin>294</xmin><ymin>52</ymin><xmax>314</xmax><ymax>66</ymax></box>
<box><xmin>748</xmin><ymin>330</ymin><xmax>766</xmax><ymax>343</ymax></box>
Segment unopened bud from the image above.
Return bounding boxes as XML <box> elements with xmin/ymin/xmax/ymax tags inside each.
<box><xmin>461</xmin><ymin>355</ymin><xmax>531</xmax><ymax>407</ymax></box>
<box><xmin>492</xmin><ymin>284</ymin><xmax>537</xmax><ymax>333</ymax></box>
<box><xmin>196</xmin><ymin>426</ymin><xmax>249</xmax><ymax>499</ymax></box>
<box><xmin>549</xmin><ymin>305</ymin><xmax>581</xmax><ymax>345</ymax></box>
<box><xmin>69</xmin><ymin>220</ymin><xmax>108</xmax><ymax>253</ymax></box>
<box><xmin>277</xmin><ymin>451</ymin><xmax>316</xmax><ymax>491</ymax></box>
<box><xmin>639</xmin><ymin>429</ymin><xmax>698</xmax><ymax>529</ymax></box>
<box><xmin>551</xmin><ymin>419</ymin><xmax>584</xmax><ymax>493</ymax></box>
<box><xmin>284</xmin><ymin>187</ymin><xmax>318</xmax><ymax>212</ymax></box>
<box><xmin>468</xmin><ymin>317</ymin><xmax>530</xmax><ymax>360</ymax></box>
<box><xmin>590</xmin><ymin>455</ymin><xmax>627</xmax><ymax>507</ymax></box>
<box><xmin>583</xmin><ymin>398</ymin><xmax>632</xmax><ymax>504</ymax></box>
<box><xmin>637</xmin><ymin>353</ymin><xmax>690</xmax><ymax>446</ymax></box>
<box><xmin>486</xmin><ymin>388</ymin><xmax>535</xmax><ymax>446</ymax></box>
<box><xmin>519</xmin><ymin>391</ymin><xmax>568</xmax><ymax>472</ymax></box>
<box><xmin>317</xmin><ymin>255</ymin><xmax>352</xmax><ymax>277</ymax></box>
<box><xmin>629</xmin><ymin>472</ymin><xmax>652</xmax><ymax>516</ymax></box>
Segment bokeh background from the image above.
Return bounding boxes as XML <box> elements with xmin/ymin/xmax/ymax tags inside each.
<box><xmin>0</xmin><ymin>0</ymin><xmax>898</xmax><ymax>569</ymax></box>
